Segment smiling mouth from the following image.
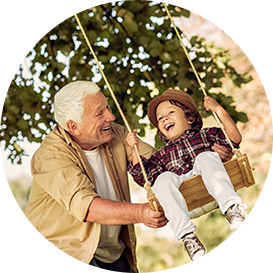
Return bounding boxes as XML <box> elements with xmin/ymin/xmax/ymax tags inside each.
<box><xmin>102</xmin><ymin>125</ymin><xmax>112</xmax><ymax>131</ymax></box>
<box><xmin>164</xmin><ymin>123</ymin><xmax>174</xmax><ymax>131</ymax></box>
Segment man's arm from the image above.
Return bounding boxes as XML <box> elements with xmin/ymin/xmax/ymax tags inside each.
<box><xmin>85</xmin><ymin>197</ymin><xmax>168</xmax><ymax>229</ymax></box>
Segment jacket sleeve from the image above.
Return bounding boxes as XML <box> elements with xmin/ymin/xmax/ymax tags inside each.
<box><xmin>31</xmin><ymin>151</ymin><xmax>99</xmax><ymax>222</ymax></box>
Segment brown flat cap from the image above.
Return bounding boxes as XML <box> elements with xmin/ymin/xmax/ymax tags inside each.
<box><xmin>148</xmin><ymin>89</ymin><xmax>202</xmax><ymax>128</ymax></box>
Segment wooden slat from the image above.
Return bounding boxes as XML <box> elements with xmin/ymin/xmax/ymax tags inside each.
<box><xmin>178</xmin><ymin>154</ymin><xmax>255</xmax><ymax>212</ymax></box>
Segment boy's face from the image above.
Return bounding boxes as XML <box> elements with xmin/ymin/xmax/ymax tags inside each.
<box><xmin>156</xmin><ymin>100</ymin><xmax>192</xmax><ymax>141</ymax></box>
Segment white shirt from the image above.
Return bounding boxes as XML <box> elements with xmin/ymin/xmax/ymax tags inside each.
<box><xmin>83</xmin><ymin>147</ymin><xmax>125</xmax><ymax>263</ymax></box>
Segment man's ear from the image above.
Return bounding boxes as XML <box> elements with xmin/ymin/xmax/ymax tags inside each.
<box><xmin>66</xmin><ymin>120</ymin><xmax>80</xmax><ymax>135</ymax></box>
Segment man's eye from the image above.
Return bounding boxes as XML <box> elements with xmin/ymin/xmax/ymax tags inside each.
<box><xmin>158</xmin><ymin>117</ymin><xmax>162</xmax><ymax>121</ymax></box>
<box><xmin>169</xmin><ymin>111</ymin><xmax>174</xmax><ymax>114</ymax></box>
<box><xmin>96</xmin><ymin>111</ymin><xmax>103</xmax><ymax>117</ymax></box>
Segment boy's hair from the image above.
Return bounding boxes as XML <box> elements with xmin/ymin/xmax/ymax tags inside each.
<box><xmin>157</xmin><ymin>100</ymin><xmax>203</xmax><ymax>143</ymax></box>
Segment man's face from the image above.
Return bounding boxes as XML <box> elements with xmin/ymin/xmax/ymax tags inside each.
<box><xmin>156</xmin><ymin>100</ymin><xmax>192</xmax><ymax>142</ymax></box>
<box><xmin>74</xmin><ymin>92</ymin><xmax>116</xmax><ymax>150</ymax></box>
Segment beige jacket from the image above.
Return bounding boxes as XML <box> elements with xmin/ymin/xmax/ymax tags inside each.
<box><xmin>25</xmin><ymin>123</ymin><xmax>156</xmax><ymax>272</ymax></box>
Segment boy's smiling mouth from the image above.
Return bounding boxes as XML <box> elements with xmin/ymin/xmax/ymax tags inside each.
<box><xmin>164</xmin><ymin>123</ymin><xmax>175</xmax><ymax>131</ymax></box>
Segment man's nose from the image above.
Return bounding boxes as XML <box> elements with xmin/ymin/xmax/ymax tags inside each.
<box><xmin>106</xmin><ymin>109</ymin><xmax>116</xmax><ymax>122</ymax></box>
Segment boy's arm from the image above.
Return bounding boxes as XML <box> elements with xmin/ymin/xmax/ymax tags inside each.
<box><xmin>204</xmin><ymin>96</ymin><xmax>242</xmax><ymax>144</ymax></box>
<box><xmin>126</xmin><ymin>129</ymin><xmax>140</xmax><ymax>165</ymax></box>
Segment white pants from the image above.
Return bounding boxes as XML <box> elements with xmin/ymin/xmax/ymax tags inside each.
<box><xmin>153</xmin><ymin>151</ymin><xmax>242</xmax><ymax>239</ymax></box>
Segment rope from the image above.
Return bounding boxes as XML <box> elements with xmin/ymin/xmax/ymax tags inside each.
<box><xmin>162</xmin><ymin>3</ymin><xmax>241</xmax><ymax>157</ymax></box>
<box><xmin>74</xmin><ymin>14</ymin><xmax>154</xmax><ymax>197</ymax></box>
<box><xmin>74</xmin><ymin>7</ymin><xmax>244</xmax><ymax>212</ymax></box>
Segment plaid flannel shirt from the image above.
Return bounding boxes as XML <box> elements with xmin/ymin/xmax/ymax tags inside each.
<box><xmin>128</xmin><ymin>127</ymin><xmax>239</xmax><ymax>187</ymax></box>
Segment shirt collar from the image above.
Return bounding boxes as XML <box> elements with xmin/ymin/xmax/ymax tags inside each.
<box><xmin>168</xmin><ymin>127</ymin><xmax>200</xmax><ymax>145</ymax></box>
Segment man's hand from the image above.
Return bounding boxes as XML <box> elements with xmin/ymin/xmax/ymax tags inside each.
<box><xmin>138</xmin><ymin>203</ymin><xmax>168</xmax><ymax>229</ymax></box>
<box><xmin>211</xmin><ymin>143</ymin><xmax>233</xmax><ymax>162</ymax></box>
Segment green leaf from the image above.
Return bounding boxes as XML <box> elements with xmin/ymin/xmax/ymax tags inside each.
<box><xmin>24</xmin><ymin>49</ymin><xmax>32</xmax><ymax>57</ymax></box>
<box><xmin>160</xmin><ymin>52</ymin><xmax>172</xmax><ymax>62</ymax></box>
<box><xmin>17</xmin><ymin>119</ymin><xmax>29</xmax><ymax>130</ymax></box>
<box><xmin>6</xmin><ymin>105</ymin><xmax>20</xmax><ymax>115</ymax></box>
<box><xmin>238</xmin><ymin>0</ymin><xmax>261</xmax><ymax>21</ymax></box>
<box><xmin>228</xmin><ymin>12</ymin><xmax>242</xmax><ymax>31</ymax></box>
<box><xmin>254</xmin><ymin>0</ymin><xmax>272</xmax><ymax>12</ymax></box>
<box><xmin>126</xmin><ymin>20</ymin><xmax>139</xmax><ymax>33</ymax></box>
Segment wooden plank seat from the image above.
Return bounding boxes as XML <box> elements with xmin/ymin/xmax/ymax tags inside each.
<box><xmin>148</xmin><ymin>154</ymin><xmax>255</xmax><ymax>216</ymax></box>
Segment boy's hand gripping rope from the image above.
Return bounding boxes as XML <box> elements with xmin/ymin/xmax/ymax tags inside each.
<box><xmin>162</xmin><ymin>3</ymin><xmax>241</xmax><ymax>158</ymax></box>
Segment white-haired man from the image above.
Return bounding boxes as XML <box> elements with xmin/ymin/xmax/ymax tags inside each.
<box><xmin>25</xmin><ymin>81</ymin><xmax>167</xmax><ymax>272</ymax></box>
<box><xmin>25</xmin><ymin>81</ymin><xmax>232</xmax><ymax>272</ymax></box>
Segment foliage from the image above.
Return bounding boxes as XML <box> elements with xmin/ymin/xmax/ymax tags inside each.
<box><xmin>0</xmin><ymin>0</ymin><xmax>252</xmax><ymax>164</ymax></box>
<box><xmin>0</xmin><ymin>179</ymin><xmax>33</xmax><ymax>273</ymax></box>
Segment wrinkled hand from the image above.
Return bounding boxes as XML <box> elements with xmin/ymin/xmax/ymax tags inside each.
<box><xmin>212</xmin><ymin>143</ymin><xmax>233</xmax><ymax>162</ymax></box>
<box><xmin>126</xmin><ymin>129</ymin><xmax>138</xmax><ymax>150</ymax></box>
<box><xmin>139</xmin><ymin>203</ymin><xmax>168</xmax><ymax>229</ymax></box>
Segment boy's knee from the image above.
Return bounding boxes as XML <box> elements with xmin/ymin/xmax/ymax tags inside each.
<box><xmin>154</xmin><ymin>172</ymin><xmax>179</xmax><ymax>191</ymax></box>
<box><xmin>195</xmin><ymin>151</ymin><xmax>218</xmax><ymax>163</ymax></box>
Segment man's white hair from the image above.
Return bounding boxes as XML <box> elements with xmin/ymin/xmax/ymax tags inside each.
<box><xmin>54</xmin><ymin>81</ymin><xmax>100</xmax><ymax>130</ymax></box>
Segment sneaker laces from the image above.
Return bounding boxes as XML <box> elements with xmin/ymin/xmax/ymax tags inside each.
<box><xmin>183</xmin><ymin>234</ymin><xmax>202</xmax><ymax>251</ymax></box>
<box><xmin>228</xmin><ymin>204</ymin><xmax>248</xmax><ymax>218</ymax></box>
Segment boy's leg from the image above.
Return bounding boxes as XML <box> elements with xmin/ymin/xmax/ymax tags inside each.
<box><xmin>153</xmin><ymin>171</ymin><xmax>196</xmax><ymax>239</ymax></box>
<box><xmin>193</xmin><ymin>151</ymin><xmax>242</xmax><ymax>214</ymax></box>
<box><xmin>154</xmin><ymin>171</ymin><xmax>207</xmax><ymax>261</ymax></box>
<box><xmin>194</xmin><ymin>151</ymin><xmax>247</xmax><ymax>230</ymax></box>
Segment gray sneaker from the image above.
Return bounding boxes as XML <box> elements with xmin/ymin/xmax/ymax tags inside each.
<box><xmin>182</xmin><ymin>233</ymin><xmax>207</xmax><ymax>261</ymax></box>
<box><xmin>226</xmin><ymin>204</ymin><xmax>247</xmax><ymax>230</ymax></box>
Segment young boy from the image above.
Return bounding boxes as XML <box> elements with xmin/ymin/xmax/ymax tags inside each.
<box><xmin>126</xmin><ymin>89</ymin><xmax>247</xmax><ymax>261</ymax></box>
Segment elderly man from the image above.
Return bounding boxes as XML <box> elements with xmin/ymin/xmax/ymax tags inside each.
<box><xmin>25</xmin><ymin>81</ymin><xmax>167</xmax><ymax>272</ymax></box>
<box><xmin>25</xmin><ymin>80</ymin><xmax>231</xmax><ymax>272</ymax></box>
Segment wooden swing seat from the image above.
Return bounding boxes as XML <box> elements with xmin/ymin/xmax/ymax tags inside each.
<box><xmin>148</xmin><ymin>153</ymin><xmax>255</xmax><ymax>214</ymax></box>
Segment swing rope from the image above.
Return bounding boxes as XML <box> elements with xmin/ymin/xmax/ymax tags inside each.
<box><xmin>74</xmin><ymin>14</ymin><xmax>156</xmax><ymax>203</ymax></box>
<box><xmin>74</xmin><ymin>5</ymin><xmax>250</xmax><ymax>212</ymax></box>
<box><xmin>162</xmin><ymin>3</ymin><xmax>242</xmax><ymax>158</ymax></box>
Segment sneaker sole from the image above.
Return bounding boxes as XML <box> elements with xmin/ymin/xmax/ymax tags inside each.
<box><xmin>191</xmin><ymin>249</ymin><xmax>209</xmax><ymax>265</ymax></box>
<box><xmin>226</xmin><ymin>219</ymin><xmax>243</xmax><ymax>230</ymax></box>
<box><xmin>226</xmin><ymin>220</ymin><xmax>250</xmax><ymax>230</ymax></box>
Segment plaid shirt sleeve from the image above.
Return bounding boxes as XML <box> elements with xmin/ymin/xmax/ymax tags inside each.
<box><xmin>127</xmin><ymin>152</ymin><xmax>166</xmax><ymax>187</ymax></box>
<box><xmin>204</xmin><ymin>127</ymin><xmax>240</xmax><ymax>149</ymax></box>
